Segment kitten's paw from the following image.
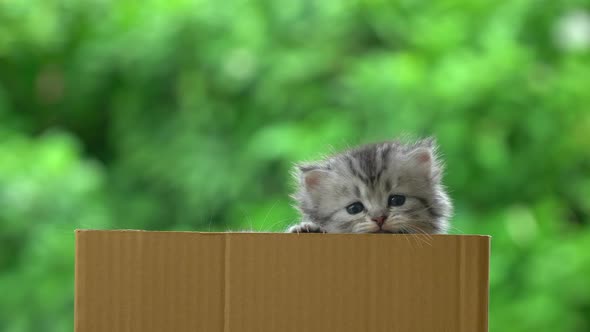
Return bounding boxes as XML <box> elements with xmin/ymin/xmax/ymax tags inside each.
<box><xmin>287</xmin><ymin>222</ymin><xmax>326</xmax><ymax>234</ymax></box>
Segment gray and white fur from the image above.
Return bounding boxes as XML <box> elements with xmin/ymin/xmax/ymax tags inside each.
<box><xmin>287</xmin><ymin>138</ymin><xmax>452</xmax><ymax>234</ymax></box>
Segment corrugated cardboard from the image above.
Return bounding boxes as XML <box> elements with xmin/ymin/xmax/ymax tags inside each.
<box><xmin>75</xmin><ymin>230</ymin><xmax>490</xmax><ymax>332</ymax></box>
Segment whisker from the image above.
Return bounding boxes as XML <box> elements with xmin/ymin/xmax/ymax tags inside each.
<box><xmin>404</xmin><ymin>224</ymin><xmax>433</xmax><ymax>247</ymax></box>
<box><xmin>447</xmin><ymin>225</ymin><xmax>466</xmax><ymax>234</ymax></box>
<box><xmin>410</xmin><ymin>227</ymin><xmax>429</xmax><ymax>248</ymax></box>
<box><xmin>260</xmin><ymin>200</ymin><xmax>279</xmax><ymax>231</ymax></box>
<box><xmin>410</xmin><ymin>224</ymin><xmax>434</xmax><ymax>241</ymax></box>
<box><xmin>265</xmin><ymin>217</ymin><xmax>297</xmax><ymax>232</ymax></box>
<box><xmin>401</xmin><ymin>225</ymin><xmax>423</xmax><ymax>248</ymax></box>
<box><xmin>399</xmin><ymin>225</ymin><xmax>415</xmax><ymax>250</ymax></box>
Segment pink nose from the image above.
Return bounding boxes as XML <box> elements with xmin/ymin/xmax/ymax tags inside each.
<box><xmin>372</xmin><ymin>216</ymin><xmax>386</xmax><ymax>227</ymax></box>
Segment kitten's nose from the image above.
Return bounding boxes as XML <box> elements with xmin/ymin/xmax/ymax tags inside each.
<box><xmin>371</xmin><ymin>216</ymin><xmax>387</xmax><ymax>227</ymax></box>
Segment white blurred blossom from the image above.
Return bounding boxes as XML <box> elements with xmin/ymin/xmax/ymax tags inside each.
<box><xmin>224</xmin><ymin>48</ymin><xmax>256</xmax><ymax>82</ymax></box>
<box><xmin>554</xmin><ymin>9</ymin><xmax>590</xmax><ymax>51</ymax></box>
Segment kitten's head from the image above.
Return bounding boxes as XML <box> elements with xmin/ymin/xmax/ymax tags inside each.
<box><xmin>292</xmin><ymin>139</ymin><xmax>452</xmax><ymax>234</ymax></box>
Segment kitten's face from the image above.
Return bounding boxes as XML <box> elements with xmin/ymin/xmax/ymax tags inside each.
<box><xmin>293</xmin><ymin>140</ymin><xmax>452</xmax><ymax>234</ymax></box>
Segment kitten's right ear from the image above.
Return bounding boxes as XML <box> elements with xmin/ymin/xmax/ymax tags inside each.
<box><xmin>297</xmin><ymin>165</ymin><xmax>330</xmax><ymax>191</ymax></box>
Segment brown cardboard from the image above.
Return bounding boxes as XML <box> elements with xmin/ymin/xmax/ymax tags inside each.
<box><xmin>75</xmin><ymin>230</ymin><xmax>490</xmax><ymax>332</ymax></box>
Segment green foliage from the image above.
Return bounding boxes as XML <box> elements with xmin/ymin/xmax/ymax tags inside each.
<box><xmin>0</xmin><ymin>132</ymin><xmax>110</xmax><ymax>331</ymax></box>
<box><xmin>1</xmin><ymin>0</ymin><xmax>589</xmax><ymax>331</ymax></box>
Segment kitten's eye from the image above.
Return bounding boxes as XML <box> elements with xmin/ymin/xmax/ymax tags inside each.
<box><xmin>346</xmin><ymin>202</ymin><xmax>365</xmax><ymax>215</ymax></box>
<box><xmin>388</xmin><ymin>194</ymin><xmax>406</xmax><ymax>207</ymax></box>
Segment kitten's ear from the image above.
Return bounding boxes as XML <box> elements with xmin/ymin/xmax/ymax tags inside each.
<box><xmin>419</xmin><ymin>137</ymin><xmax>437</xmax><ymax>148</ymax></box>
<box><xmin>297</xmin><ymin>165</ymin><xmax>331</xmax><ymax>191</ymax></box>
<box><xmin>303</xmin><ymin>170</ymin><xmax>332</xmax><ymax>191</ymax></box>
<box><xmin>406</xmin><ymin>146</ymin><xmax>435</xmax><ymax>177</ymax></box>
<box><xmin>407</xmin><ymin>138</ymin><xmax>444</xmax><ymax>180</ymax></box>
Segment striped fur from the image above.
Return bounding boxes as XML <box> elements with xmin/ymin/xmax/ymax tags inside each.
<box><xmin>288</xmin><ymin>138</ymin><xmax>453</xmax><ymax>234</ymax></box>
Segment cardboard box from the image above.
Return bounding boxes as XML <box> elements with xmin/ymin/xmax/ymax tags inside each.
<box><xmin>74</xmin><ymin>230</ymin><xmax>490</xmax><ymax>332</ymax></box>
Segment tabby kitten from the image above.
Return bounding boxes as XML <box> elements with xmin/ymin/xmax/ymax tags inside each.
<box><xmin>287</xmin><ymin>138</ymin><xmax>452</xmax><ymax>234</ymax></box>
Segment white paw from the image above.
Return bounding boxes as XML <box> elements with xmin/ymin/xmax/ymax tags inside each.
<box><xmin>287</xmin><ymin>222</ymin><xmax>326</xmax><ymax>233</ymax></box>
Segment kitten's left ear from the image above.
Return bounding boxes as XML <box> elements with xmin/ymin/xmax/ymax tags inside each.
<box><xmin>406</xmin><ymin>140</ymin><xmax>441</xmax><ymax>179</ymax></box>
<box><xmin>407</xmin><ymin>147</ymin><xmax>433</xmax><ymax>173</ymax></box>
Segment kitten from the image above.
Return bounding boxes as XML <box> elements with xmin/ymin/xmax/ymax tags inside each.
<box><xmin>286</xmin><ymin>138</ymin><xmax>452</xmax><ymax>234</ymax></box>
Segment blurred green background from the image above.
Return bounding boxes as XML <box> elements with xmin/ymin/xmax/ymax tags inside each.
<box><xmin>1</xmin><ymin>0</ymin><xmax>589</xmax><ymax>331</ymax></box>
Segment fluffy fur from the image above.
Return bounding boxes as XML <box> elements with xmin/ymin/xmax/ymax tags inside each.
<box><xmin>286</xmin><ymin>138</ymin><xmax>452</xmax><ymax>234</ymax></box>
